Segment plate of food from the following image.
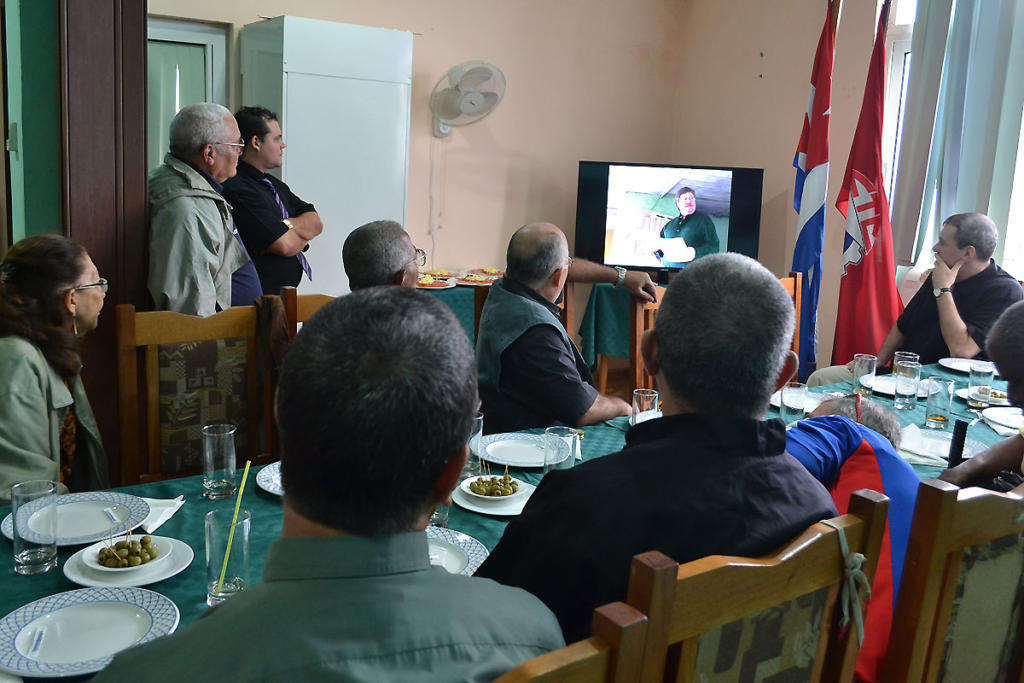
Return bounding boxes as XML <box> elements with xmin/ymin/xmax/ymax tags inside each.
<box><xmin>421</xmin><ymin>268</ymin><xmax>460</xmax><ymax>279</ymax></box>
<box><xmin>954</xmin><ymin>386</ymin><xmax>1011</xmax><ymax>406</ymax></box>
<box><xmin>452</xmin><ymin>480</ymin><xmax>536</xmax><ymax>517</ymax></box>
<box><xmin>1</xmin><ymin>492</ymin><xmax>150</xmax><ymax>547</ymax></box>
<box><xmin>981</xmin><ymin>406</ymin><xmax>1024</xmax><ymax>431</ymax></box>
<box><xmin>257</xmin><ymin>461</ymin><xmax>284</xmax><ymax>496</ymax></box>
<box><xmin>938</xmin><ymin>357</ymin><xmax>998</xmax><ymax>375</ymax></box>
<box><xmin>467</xmin><ymin>267</ymin><xmax>503</xmax><ymax>278</ymax></box>
<box><xmin>481</xmin><ymin>433</ymin><xmax>569</xmax><ymax>468</ymax></box>
<box><xmin>455</xmin><ymin>273</ymin><xmax>494</xmax><ymax>286</ymax></box>
<box><xmin>80</xmin><ymin>534</ymin><xmax>172</xmax><ymax>573</ymax></box>
<box><xmin>460</xmin><ymin>473</ymin><xmax>528</xmax><ymax>502</ymax></box>
<box><xmin>415</xmin><ymin>274</ymin><xmax>456</xmax><ymax>289</ymax></box>
<box><xmin>425</xmin><ymin>526</ymin><xmax>489</xmax><ymax>575</ymax></box>
<box><xmin>0</xmin><ymin>587</ymin><xmax>179</xmax><ymax>678</ymax></box>
<box><xmin>64</xmin><ymin>538</ymin><xmax>194</xmax><ymax>589</ymax></box>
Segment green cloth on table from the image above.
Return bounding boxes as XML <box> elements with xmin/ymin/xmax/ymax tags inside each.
<box><xmin>579</xmin><ymin>283</ymin><xmax>631</xmax><ymax>367</ymax></box>
<box><xmin>95</xmin><ymin>532</ymin><xmax>564</xmax><ymax>683</ymax></box>
<box><xmin>425</xmin><ymin>286</ymin><xmax>476</xmax><ymax>345</ymax></box>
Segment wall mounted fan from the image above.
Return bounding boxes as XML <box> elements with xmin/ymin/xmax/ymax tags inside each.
<box><xmin>429</xmin><ymin>60</ymin><xmax>506</xmax><ymax>137</ymax></box>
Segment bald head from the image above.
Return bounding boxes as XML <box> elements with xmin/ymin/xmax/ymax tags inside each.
<box><xmin>342</xmin><ymin>220</ymin><xmax>417</xmax><ymax>290</ymax></box>
<box><xmin>505</xmin><ymin>223</ymin><xmax>568</xmax><ymax>290</ymax></box>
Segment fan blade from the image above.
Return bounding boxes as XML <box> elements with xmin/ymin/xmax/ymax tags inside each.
<box><xmin>430</xmin><ymin>87</ymin><xmax>463</xmax><ymax>122</ymax></box>
<box><xmin>460</xmin><ymin>90</ymin><xmax>499</xmax><ymax>116</ymax></box>
<box><xmin>457</xmin><ymin>66</ymin><xmax>493</xmax><ymax>91</ymax></box>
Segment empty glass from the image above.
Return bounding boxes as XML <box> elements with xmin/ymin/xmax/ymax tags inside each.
<box><xmin>202</xmin><ymin>424</ymin><xmax>238</xmax><ymax>500</ymax></box>
<box><xmin>780</xmin><ymin>382</ymin><xmax>808</xmax><ymax>424</ymax></box>
<box><xmin>852</xmin><ymin>354</ymin><xmax>877</xmax><ymax>396</ymax></box>
<box><xmin>205</xmin><ymin>508</ymin><xmax>250</xmax><ymax>606</ymax></box>
<box><xmin>967</xmin><ymin>362</ymin><xmax>996</xmax><ymax>409</ymax></box>
<box><xmin>462</xmin><ymin>412</ymin><xmax>483</xmax><ymax>482</ymax></box>
<box><xmin>631</xmin><ymin>389</ymin><xmax>659</xmax><ymax>426</ymax></box>
<box><xmin>544</xmin><ymin>426</ymin><xmax>577</xmax><ymax>473</ymax></box>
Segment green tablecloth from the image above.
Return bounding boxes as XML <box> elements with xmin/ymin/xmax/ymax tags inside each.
<box><xmin>425</xmin><ymin>286</ymin><xmax>476</xmax><ymax>345</ymax></box>
<box><xmin>579</xmin><ymin>283</ymin><xmax>631</xmax><ymax>367</ymax></box>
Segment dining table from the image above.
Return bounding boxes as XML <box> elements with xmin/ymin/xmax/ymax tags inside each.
<box><xmin>0</xmin><ymin>362</ymin><xmax>1016</xmax><ymax>679</ymax></box>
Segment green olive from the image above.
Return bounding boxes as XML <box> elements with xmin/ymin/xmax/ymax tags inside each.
<box><xmin>114</xmin><ymin>540</ymin><xmax>129</xmax><ymax>550</ymax></box>
<box><xmin>147</xmin><ymin>546</ymin><xmax>158</xmax><ymax>559</ymax></box>
<box><xmin>104</xmin><ymin>557</ymin><xmax>120</xmax><ymax>568</ymax></box>
<box><xmin>140</xmin><ymin>536</ymin><xmax>152</xmax><ymax>547</ymax></box>
<box><xmin>128</xmin><ymin>555</ymin><xmax>142</xmax><ymax>567</ymax></box>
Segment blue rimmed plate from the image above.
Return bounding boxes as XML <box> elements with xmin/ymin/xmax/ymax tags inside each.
<box><xmin>1</xmin><ymin>492</ymin><xmax>150</xmax><ymax>547</ymax></box>
<box><xmin>426</xmin><ymin>526</ymin><xmax>489</xmax><ymax>575</ymax></box>
<box><xmin>0</xmin><ymin>586</ymin><xmax>179</xmax><ymax>678</ymax></box>
<box><xmin>256</xmin><ymin>462</ymin><xmax>283</xmax><ymax>497</ymax></box>
<box><xmin>481</xmin><ymin>432</ymin><xmax>569</xmax><ymax>468</ymax></box>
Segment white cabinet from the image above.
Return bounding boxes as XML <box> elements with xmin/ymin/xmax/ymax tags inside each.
<box><xmin>240</xmin><ymin>16</ymin><xmax>413</xmax><ymax>295</ymax></box>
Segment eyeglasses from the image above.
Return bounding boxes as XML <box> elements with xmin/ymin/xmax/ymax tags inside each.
<box><xmin>566</xmin><ymin>256</ymin><xmax>574</xmax><ymax>268</ymax></box>
<box><xmin>73</xmin><ymin>278</ymin><xmax>108</xmax><ymax>293</ymax></box>
<box><xmin>410</xmin><ymin>248</ymin><xmax>427</xmax><ymax>268</ymax></box>
<box><xmin>215</xmin><ymin>141</ymin><xmax>245</xmax><ymax>153</ymax></box>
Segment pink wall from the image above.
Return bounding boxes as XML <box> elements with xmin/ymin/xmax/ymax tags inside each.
<box><xmin>149</xmin><ymin>0</ymin><xmax>880</xmax><ymax>366</ymax></box>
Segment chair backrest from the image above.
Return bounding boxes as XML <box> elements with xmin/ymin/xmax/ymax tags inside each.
<box><xmin>627</xmin><ymin>489</ymin><xmax>889</xmax><ymax>683</ymax></box>
<box><xmin>494</xmin><ymin>602</ymin><xmax>648</xmax><ymax>683</ymax></box>
<box><xmin>881</xmin><ymin>480</ymin><xmax>1024</xmax><ymax>683</ymax></box>
<box><xmin>778</xmin><ymin>271</ymin><xmax>803</xmax><ymax>355</ymax></box>
<box><xmin>115</xmin><ymin>304</ymin><xmax>277</xmax><ymax>485</ymax></box>
<box><xmin>280</xmin><ymin>285</ymin><xmax>335</xmax><ymax>342</ymax></box>
<box><xmin>629</xmin><ymin>285</ymin><xmax>667</xmax><ymax>391</ymax></box>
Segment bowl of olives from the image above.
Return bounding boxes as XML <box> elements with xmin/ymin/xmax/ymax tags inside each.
<box><xmin>81</xmin><ymin>534</ymin><xmax>173</xmax><ymax>573</ymax></box>
<box><xmin>460</xmin><ymin>473</ymin><xmax>527</xmax><ymax>502</ymax></box>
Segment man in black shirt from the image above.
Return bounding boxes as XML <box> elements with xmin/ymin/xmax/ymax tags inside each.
<box><xmin>476</xmin><ymin>253</ymin><xmax>837</xmax><ymax>642</ymax></box>
<box><xmin>222</xmin><ymin>106</ymin><xmax>324</xmax><ymax>295</ymax></box>
<box><xmin>476</xmin><ymin>223</ymin><xmax>631</xmax><ymax>433</ymax></box>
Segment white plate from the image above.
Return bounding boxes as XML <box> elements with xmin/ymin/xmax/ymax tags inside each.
<box><xmin>459</xmin><ymin>475</ymin><xmax>528</xmax><ymax>502</ymax></box>
<box><xmin>420</xmin><ymin>270</ymin><xmax>462</xmax><ymax>279</ymax></box>
<box><xmin>954</xmin><ymin>387</ymin><xmax>1011</xmax><ymax>407</ymax></box>
<box><xmin>257</xmin><ymin>462</ymin><xmax>284</xmax><ymax>497</ymax></box>
<box><xmin>938</xmin><ymin>357</ymin><xmax>998</xmax><ymax>374</ymax></box>
<box><xmin>481</xmin><ymin>433</ymin><xmax>569</xmax><ymax>468</ymax></box>
<box><xmin>769</xmin><ymin>391</ymin><xmax>827</xmax><ymax>411</ymax></box>
<box><xmin>452</xmin><ymin>481</ymin><xmax>536</xmax><ymax>516</ymax></box>
<box><xmin>2</xmin><ymin>492</ymin><xmax>150</xmax><ymax>547</ymax></box>
<box><xmin>64</xmin><ymin>537</ymin><xmax>195</xmax><ymax>588</ymax></box>
<box><xmin>80</xmin><ymin>535</ymin><xmax>173</xmax><ymax>574</ymax></box>
<box><xmin>862</xmin><ymin>375</ymin><xmax>935</xmax><ymax>398</ymax></box>
<box><xmin>416</xmin><ymin>280</ymin><xmax>456</xmax><ymax>290</ymax></box>
<box><xmin>981</xmin><ymin>407</ymin><xmax>1024</xmax><ymax>431</ymax></box>
<box><xmin>454</xmin><ymin>278</ymin><xmax>493</xmax><ymax>287</ymax></box>
<box><xmin>898</xmin><ymin>428</ymin><xmax>987</xmax><ymax>460</ymax></box>
<box><xmin>0</xmin><ymin>587</ymin><xmax>179</xmax><ymax>678</ymax></box>
<box><xmin>425</xmin><ymin>526</ymin><xmax>489</xmax><ymax>575</ymax></box>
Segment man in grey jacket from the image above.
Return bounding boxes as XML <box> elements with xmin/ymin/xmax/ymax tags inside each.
<box><xmin>148</xmin><ymin>102</ymin><xmax>259</xmax><ymax>316</ymax></box>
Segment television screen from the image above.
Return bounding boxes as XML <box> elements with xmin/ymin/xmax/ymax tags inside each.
<box><xmin>574</xmin><ymin>161</ymin><xmax>763</xmax><ymax>273</ymax></box>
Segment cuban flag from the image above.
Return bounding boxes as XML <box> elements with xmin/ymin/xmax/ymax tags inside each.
<box><xmin>833</xmin><ymin>0</ymin><xmax>903</xmax><ymax>364</ymax></box>
<box><xmin>792</xmin><ymin>0</ymin><xmax>839</xmax><ymax>380</ymax></box>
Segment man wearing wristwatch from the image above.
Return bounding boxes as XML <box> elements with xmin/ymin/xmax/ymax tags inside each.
<box><xmin>222</xmin><ymin>106</ymin><xmax>323</xmax><ymax>295</ymax></box>
<box><xmin>809</xmin><ymin>213</ymin><xmax>1021</xmax><ymax>385</ymax></box>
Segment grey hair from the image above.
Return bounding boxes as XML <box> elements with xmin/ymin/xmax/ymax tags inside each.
<box><xmin>168</xmin><ymin>102</ymin><xmax>233</xmax><ymax>158</ymax></box>
<box><xmin>342</xmin><ymin>220</ymin><xmax>411</xmax><ymax>290</ymax></box>
<box><xmin>987</xmin><ymin>300</ymin><xmax>1024</xmax><ymax>367</ymax></box>
<box><xmin>945</xmin><ymin>213</ymin><xmax>999</xmax><ymax>261</ymax></box>
<box><xmin>654</xmin><ymin>253</ymin><xmax>794</xmax><ymax>417</ymax></box>
<box><xmin>816</xmin><ymin>397</ymin><xmax>902</xmax><ymax>448</ymax></box>
<box><xmin>505</xmin><ymin>226</ymin><xmax>567</xmax><ymax>289</ymax></box>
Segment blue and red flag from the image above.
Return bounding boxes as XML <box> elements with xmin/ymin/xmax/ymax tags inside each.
<box><xmin>833</xmin><ymin>0</ymin><xmax>903</xmax><ymax>364</ymax></box>
<box><xmin>792</xmin><ymin>0</ymin><xmax>840</xmax><ymax>380</ymax></box>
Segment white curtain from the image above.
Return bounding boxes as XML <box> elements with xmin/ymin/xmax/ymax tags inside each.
<box><xmin>890</xmin><ymin>0</ymin><xmax>1024</xmax><ymax>267</ymax></box>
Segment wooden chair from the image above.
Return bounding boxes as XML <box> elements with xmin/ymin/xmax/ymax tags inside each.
<box><xmin>627</xmin><ymin>489</ymin><xmax>889</xmax><ymax>683</ymax></box>
<box><xmin>779</xmin><ymin>270</ymin><xmax>803</xmax><ymax>356</ymax></box>
<box><xmin>628</xmin><ymin>285</ymin><xmax>667</xmax><ymax>391</ymax></box>
<box><xmin>881</xmin><ymin>480</ymin><xmax>1024</xmax><ymax>683</ymax></box>
<box><xmin>280</xmin><ymin>285</ymin><xmax>335</xmax><ymax>342</ymax></box>
<box><xmin>115</xmin><ymin>304</ymin><xmax>277</xmax><ymax>485</ymax></box>
<box><xmin>494</xmin><ymin>602</ymin><xmax>647</xmax><ymax>683</ymax></box>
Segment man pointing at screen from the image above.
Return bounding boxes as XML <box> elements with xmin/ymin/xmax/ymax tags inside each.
<box><xmin>658</xmin><ymin>186</ymin><xmax>719</xmax><ymax>267</ymax></box>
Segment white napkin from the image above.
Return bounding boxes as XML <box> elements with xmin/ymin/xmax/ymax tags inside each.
<box><xmin>140</xmin><ymin>495</ymin><xmax>185</xmax><ymax>534</ymax></box>
<box><xmin>983</xmin><ymin>417</ymin><xmax>1018</xmax><ymax>437</ymax></box>
<box><xmin>898</xmin><ymin>425</ymin><xmax>950</xmax><ymax>465</ymax></box>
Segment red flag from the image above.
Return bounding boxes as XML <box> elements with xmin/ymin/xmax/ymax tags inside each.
<box><xmin>832</xmin><ymin>0</ymin><xmax>903</xmax><ymax>365</ymax></box>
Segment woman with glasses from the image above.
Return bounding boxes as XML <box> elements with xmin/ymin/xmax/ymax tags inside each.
<box><xmin>0</xmin><ymin>235</ymin><xmax>109</xmax><ymax>504</ymax></box>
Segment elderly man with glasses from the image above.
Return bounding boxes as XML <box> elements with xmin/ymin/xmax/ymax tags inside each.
<box><xmin>342</xmin><ymin>220</ymin><xmax>425</xmax><ymax>290</ymax></box>
<box><xmin>148</xmin><ymin>102</ymin><xmax>260</xmax><ymax>316</ymax></box>
<box><xmin>476</xmin><ymin>222</ymin><xmax>631</xmax><ymax>433</ymax></box>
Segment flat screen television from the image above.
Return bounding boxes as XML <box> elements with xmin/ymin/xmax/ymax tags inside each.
<box><xmin>574</xmin><ymin>161</ymin><xmax>764</xmax><ymax>278</ymax></box>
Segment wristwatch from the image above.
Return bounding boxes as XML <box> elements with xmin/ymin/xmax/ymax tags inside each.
<box><xmin>282</xmin><ymin>219</ymin><xmax>294</xmax><ymax>230</ymax></box>
<box><xmin>613</xmin><ymin>266</ymin><xmax>627</xmax><ymax>289</ymax></box>
<box><xmin>933</xmin><ymin>287</ymin><xmax>952</xmax><ymax>298</ymax></box>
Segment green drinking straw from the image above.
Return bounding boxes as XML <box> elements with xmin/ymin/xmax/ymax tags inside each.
<box><xmin>215</xmin><ymin>460</ymin><xmax>251</xmax><ymax>594</ymax></box>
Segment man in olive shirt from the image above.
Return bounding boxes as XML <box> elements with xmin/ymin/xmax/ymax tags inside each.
<box><xmin>658</xmin><ymin>186</ymin><xmax>719</xmax><ymax>267</ymax></box>
<box><xmin>95</xmin><ymin>288</ymin><xmax>564</xmax><ymax>682</ymax></box>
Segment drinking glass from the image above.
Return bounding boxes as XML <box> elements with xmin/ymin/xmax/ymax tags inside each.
<box><xmin>544</xmin><ymin>426</ymin><xmax>577</xmax><ymax>473</ymax></box>
<box><xmin>429</xmin><ymin>503</ymin><xmax>450</xmax><ymax>528</ymax></box>
<box><xmin>779</xmin><ymin>382</ymin><xmax>808</xmax><ymax>424</ymax></box>
<box><xmin>11</xmin><ymin>480</ymin><xmax>58</xmax><ymax>575</ymax></box>
<box><xmin>967</xmin><ymin>362</ymin><xmax>996</xmax><ymax>409</ymax></box>
<box><xmin>852</xmin><ymin>354</ymin><xmax>877</xmax><ymax>396</ymax></box>
<box><xmin>462</xmin><ymin>412</ymin><xmax>483</xmax><ymax>482</ymax></box>
<box><xmin>202</xmin><ymin>424</ymin><xmax>237</xmax><ymax>499</ymax></box>
<box><xmin>894</xmin><ymin>360</ymin><xmax>922</xmax><ymax>411</ymax></box>
<box><xmin>631</xmin><ymin>389</ymin><xmax>659</xmax><ymax>426</ymax></box>
<box><xmin>924</xmin><ymin>377</ymin><xmax>955</xmax><ymax>430</ymax></box>
<box><xmin>892</xmin><ymin>351</ymin><xmax>919</xmax><ymax>367</ymax></box>
<box><xmin>205</xmin><ymin>508</ymin><xmax>250</xmax><ymax>606</ymax></box>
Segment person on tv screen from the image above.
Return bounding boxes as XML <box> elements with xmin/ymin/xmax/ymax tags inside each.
<box><xmin>657</xmin><ymin>186</ymin><xmax>719</xmax><ymax>267</ymax></box>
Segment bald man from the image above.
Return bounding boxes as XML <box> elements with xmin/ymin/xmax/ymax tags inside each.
<box><xmin>476</xmin><ymin>223</ymin><xmax>631</xmax><ymax>434</ymax></box>
<box><xmin>341</xmin><ymin>220</ymin><xmax>421</xmax><ymax>290</ymax></box>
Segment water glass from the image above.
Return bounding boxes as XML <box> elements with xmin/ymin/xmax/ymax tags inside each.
<box><xmin>462</xmin><ymin>412</ymin><xmax>483</xmax><ymax>482</ymax></box>
<box><xmin>11</xmin><ymin>480</ymin><xmax>58</xmax><ymax>575</ymax></box>
<box><xmin>205</xmin><ymin>508</ymin><xmax>250</xmax><ymax>606</ymax></box>
<box><xmin>544</xmin><ymin>426</ymin><xmax>577</xmax><ymax>473</ymax></box>
<box><xmin>894</xmin><ymin>360</ymin><xmax>922</xmax><ymax>410</ymax></box>
<box><xmin>852</xmin><ymin>354</ymin><xmax>877</xmax><ymax>396</ymax></box>
<box><xmin>967</xmin><ymin>362</ymin><xmax>996</xmax><ymax>409</ymax></box>
<box><xmin>631</xmin><ymin>389</ymin><xmax>659</xmax><ymax>426</ymax></box>
<box><xmin>429</xmin><ymin>502</ymin><xmax>450</xmax><ymax>528</ymax></box>
<box><xmin>892</xmin><ymin>351</ymin><xmax>919</xmax><ymax>368</ymax></box>
<box><xmin>924</xmin><ymin>376</ymin><xmax>955</xmax><ymax>430</ymax></box>
<box><xmin>202</xmin><ymin>424</ymin><xmax>238</xmax><ymax>500</ymax></box>
<box><xmin>780</xmin><ymin>382</ymin><xmax>808</xmax><ymax>424</ymax></box>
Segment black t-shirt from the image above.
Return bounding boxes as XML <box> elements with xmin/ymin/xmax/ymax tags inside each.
<box><xmin>896</xmin><ymin>261</ymin><xmax>1023</xmax><ymax>364</ymax></box>
<box><xmin>222</xmin><ymin>162</ymin><xmax>316</xmax><ymax>295</ymax></box>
